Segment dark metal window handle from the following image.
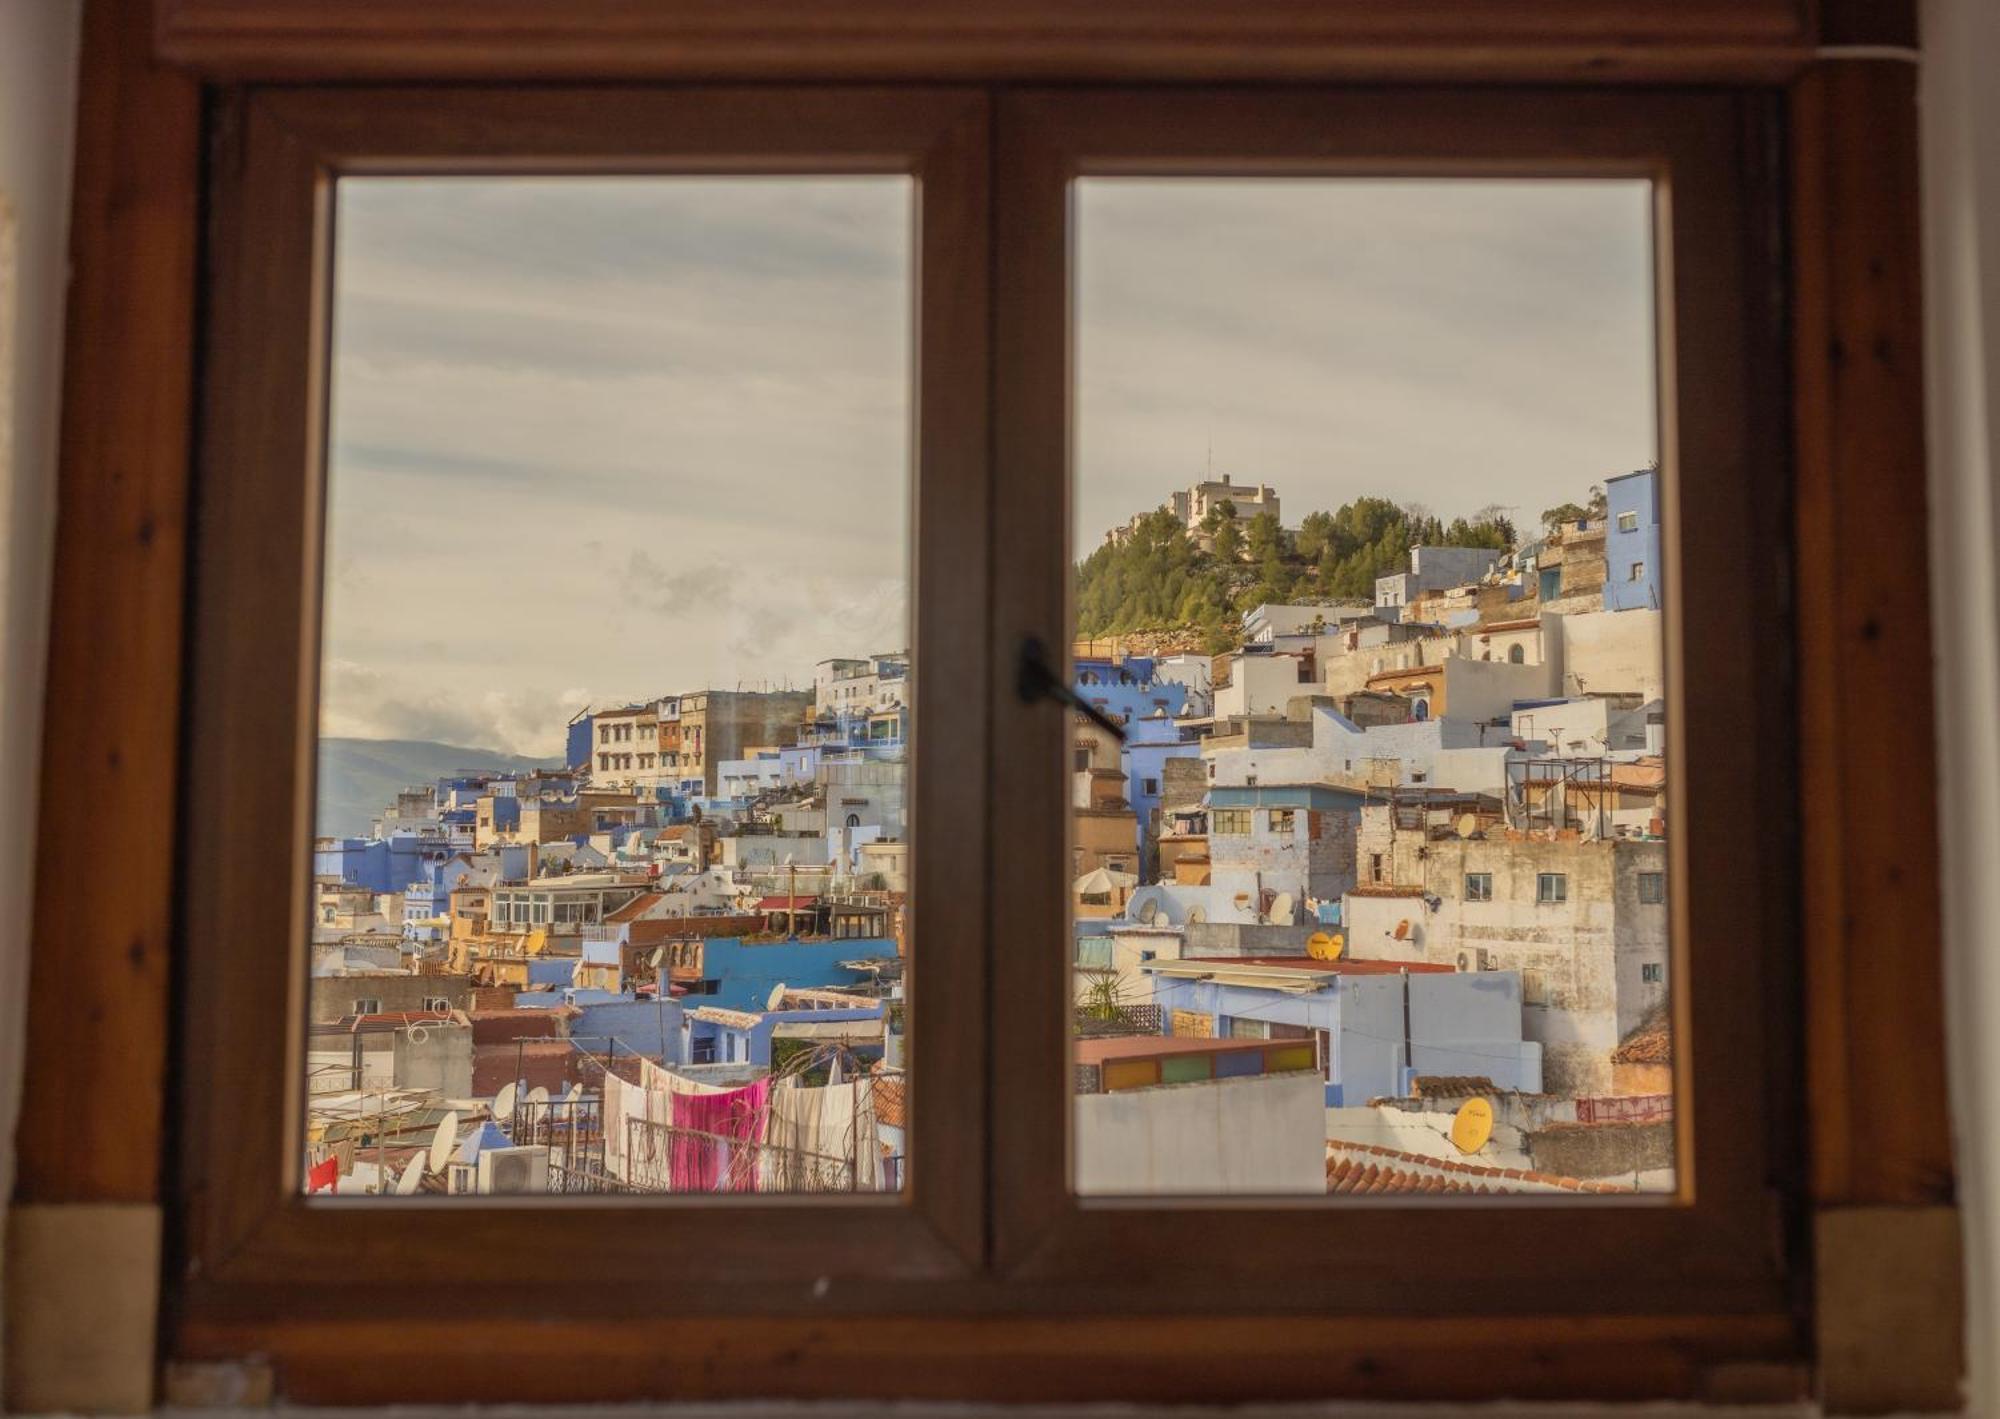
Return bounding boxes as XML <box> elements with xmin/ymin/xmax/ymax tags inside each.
<box><xmin>1017</xmin><ymin>636</ymin><xmax>1127</xmax><ymax>742</ymax></box>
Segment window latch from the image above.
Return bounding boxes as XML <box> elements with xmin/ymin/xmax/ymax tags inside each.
<box><xmin>1017</xmin><ymin>637</ymin><xmax>1126</xmax><ymax>743</ymax></box>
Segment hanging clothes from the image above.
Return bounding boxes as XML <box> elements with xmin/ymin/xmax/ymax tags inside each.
<box><xmin>602</xmin><ymin>1071</ymin><xmax>649</xmax><ymax>1181</ymax></box>
<box><xmin>640</xmin><ymin>1056</ymin><xmax>732</xmax><ymax>1096</ymax></box>
<box><xmin>668</xmin><ymin>1078</ymin><xmax>770</xmax><ymax>1192</ymax></box>
<box><xmin>762</xmin><ymin>1077</ymin><xmax>882</xmax><ymax>1192</ymax></box>
<box><xmin>306</xmin><ymin>1154</ymin><xmax>340</xmax><ymax>1194</ymax></box>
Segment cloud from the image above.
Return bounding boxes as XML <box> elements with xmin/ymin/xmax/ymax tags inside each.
<box><xmin>315</xmin><ymin>173</ymin><xmax>1655</xmax><ymax>757</ymax></box>
<box><xmin>319</xmin><ymin>659</ymin><xmax>593</xmax><ymax>757</ymax></box>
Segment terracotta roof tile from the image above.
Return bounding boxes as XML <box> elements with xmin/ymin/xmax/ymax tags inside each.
<box><xmin>1325</xmin><ymin>1140</ymin><xmax>1641</xmax><ymax>1197</ymax></box>
<box><xmin>1613</xmin><ymin>1002</ymin><xmax>1673</xmax><ymax>1065</ymax></box>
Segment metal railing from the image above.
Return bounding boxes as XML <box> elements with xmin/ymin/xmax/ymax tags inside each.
<box><xmin>622</xmin><ymin>1116</ymin><xmax>859</xmax><ymax>1194</ymax></box>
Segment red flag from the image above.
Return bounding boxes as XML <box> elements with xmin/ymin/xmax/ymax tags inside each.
<box><xmin>307</xmin><ymin>1155</ymin><xmax>340</xmax><ymax>1194</ymax></box>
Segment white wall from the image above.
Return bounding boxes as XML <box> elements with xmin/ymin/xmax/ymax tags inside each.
<box><xmin>0</xmin><ymin>0</ymin><xmax>81</xmax><ymax>1239</ymax></box>
<box><xmin>1924</xmin><ymin>2</ymin><xmax>2000</xmax><ymax>1411</ymax></box>
<box><xmin>1074</xmin><ymin>1069</ymin><xmax>1325</xmax><ymax>1195</ymax></box>
<box><xmin>1558</xmin><ymin>608</ymin><xmax>1665</xmax><ymax>701</ymax></box>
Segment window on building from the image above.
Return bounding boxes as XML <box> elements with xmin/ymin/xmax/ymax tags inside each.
<box><xmin>1141</xmin><ymin>777</ymin><xmax>1159</xmax><ymax>795</ymax></box>
<box><xmin>1465</xmin><ymin>872</ymin><xmax>1493</xmax><ymax>902</ymax></box>
<box><xmin>422</xmin><ymin>996</ymin><xmax>451</xmax><ymax>1012</ymax></box>
<box><xmin>1618</xmin><ymin>510</ymin><xmax>1639</xmax><ymax>531</ymax></box>
<box><xmin>1642</xmin><ymin>963</ymin><xmax>1665</xmax><ymax>984</ymax></box>
<box><xmin>1629</xmin><ymin>561</ymin><xmax>1646</xmax><ymax>581</ymax></box>
<box><xmin>1210</xmin><ymin>808</ymin><xmax>1252</xmax><ymax>836</ymax></box>
<box><xmin>1639</xmin><ymin>871</ymin><xmax>1666</xmax><ymax>903</ymax></box>
<box><xmin>1369</xmin><ymin>852</ymin><xmax>1385</xmax><ymax>883</ymax></box>
<box><xmin>1537</xmin><ymin>872</ymin><xmax>1569</xmax><ymax>904</ymax></box>
<box><xmin>1267</xmin><ymin>808</ymin><xmax>1295</xmax><ymax>834</ymax></box>
<box><xmin>1508</xmin><ymin>643</ymin><xmax>1526</xmax><ymax>664</ymax></box>
<box><xmin>351</xmin><ymin>998</ymin><xmax>382</xmax><ymax>1016</ymax></box>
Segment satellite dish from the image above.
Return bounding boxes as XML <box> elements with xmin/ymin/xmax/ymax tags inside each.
<box><xmin>1134</xmin><ymin>899</ymin><xmax>1159</xmax><ymax>925</ymax></box>
<box><xmin>395</xmin><ymin>1155</ymin><xmax>426</xmax><ymax>1196</ymax></box>
<box><xmin>766</xmin><ymin>981</ymin><xmax>789</xmax><ymax>1011</ymax></box>
<box><xmin>1269</xmin><ymin>892</ymin><xmax>1295</xmax><ymax>924</ymax></box>
<box><xmin>494</xmin><ymin>1082</ymin><xmax>517</xmax><ymax>1121</ymax></box>
<box><xmin>564</xmin><ymin>1082</ymin><xmax>582</xmax><ymax>1103</ymax></box>
<box><xmin>427</xmin><ymin>1110</ymin><xmax>460</xmax><ymax>1174</ymax></box>
<box><xmin>1450</xmin><ymin>1096</ymin><xmax>1495</xmax><ymax>1154</ymax></box>
<box><xmin>1307</xmin><ymin>930</ymin><xmax>1345</xmax><ymax>961</ymax></box>
<box><xmin>1187</xmin><ymin>906</ymin><xmax>1207</xmax><ymax>924</ymax></box>
<box><xmin>1393</xmin><ymin>919</ymin><xmax>1411</xmax><ymax>941</ymax></box>
<box><xmin>1456</xmin><ymin>813</ymin><xmax>1479</xmax><ymax>838</ymax></box>
<box><xmin>527</xmin><ymin>1085</ymin><xmax>550</xmax><ymax>1108</ymax></box>
<box><xmin>649</xmin><ymin>946</ymin><xmax>665</xmax><ymax>969</ymax></box>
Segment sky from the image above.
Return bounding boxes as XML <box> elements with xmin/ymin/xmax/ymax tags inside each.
<box><xmin>1074</xmin><ymin>178</ymin><xmax>1657</xmax><ymax>557</ymax></box>
<box><xmin>319</xmin><ymin>175</ymin><xmax>1656</xmax><ymax>758</ymax></box>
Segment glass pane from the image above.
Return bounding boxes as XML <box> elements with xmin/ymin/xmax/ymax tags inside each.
<box><xmin>1069</xmin><ymin>178</ymin><xmax>1672</xmax><ymax>1198</ymax></box>
<box><xmin>304</xmin><ymin>177</ymin><xmax>913</xmax><ymax>1196</ymax></box>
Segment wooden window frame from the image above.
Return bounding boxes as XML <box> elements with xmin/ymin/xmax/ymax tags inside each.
<box><xmin>12</xmin><ymin>0</ymin><xmax>1958</xmax><ymax>1410</ymax></box>
<box><xmin>176</xmin><ymin>85</ymin><xmax>992</xmax><ymax>1311</ymax></box>
<box><xmin>989</xmin><ymin>86</ymin><xmax>1798</xmax><ymax>1318</ymax></box>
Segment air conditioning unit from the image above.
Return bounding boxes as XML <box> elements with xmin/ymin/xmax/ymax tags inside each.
<box><xmin>477</xmin><ymin>1145</ymin><xmax>550</xmax><ymax>1195</ymax></box>
<box><xmin>1454</xmin><ymin>949</ymin><xmax>1494</xmax><ymax>973</ymax></box>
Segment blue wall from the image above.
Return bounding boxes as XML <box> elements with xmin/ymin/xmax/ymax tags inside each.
<box><xmin>693</xmin><ymin>936</ymin><xmax>896</xmax><ymax>1013</ymax></box>
<box><xmin>1603</xmin><ymin>468</ymin><xmax>1662</xmax><ymax>612</ymax></box>
<box><xmin>567</xmin><ymin>715</ymin><xmax>594</xmax><ymax>770</ymax></box>
<box><xmin>688</xmin><ymin>1003</ymin><xmax>884</xmax><ymax>1067</ymax></box>
<box><xmin>1121</xmin><ymin>716</ymin><xmax>1200</xmax><ymax>869</ymax></box>
<box><xmin>1074</xmin><ymin>656</ymin><xmax>1190</xmax><ymax>726</ymax></box>
<box><xmin>1145</xmin><ymin>968</ymin><xmax>1540</xmax><ymax>1104</ymax></box>
<box><xmin>313</xmin><ymin>834</ymin><xmax>447</xmax><ymax>894</ymax></box>
<box><xmin>571</xmin><ymin>997</ymin><xmax>685</xmax><ymax>1063</ymax></box>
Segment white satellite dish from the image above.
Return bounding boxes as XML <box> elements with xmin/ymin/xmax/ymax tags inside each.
<box><xmin>564</xmin><ymin>1082</ymin><xmax>583</xmax><ymax>1104</ymax></box>
<box><xmin>1187</xmin><ymin>906</ymin><xmax>1207</xmax><ymax>924</ymax></box>
<box><xmin>1134</xmin><ymin>899</ymin><xmax>1159</xmax><ymax>925</ymax></box>
<box><xmin>395</xmin><ymin>1155</ymin><xmax>426</xmax><ymax>1196</ymax></box>
<box><xmin>766</xmin><ymin>981</ymin><xmax>789</xmax><ymax>1011</ymax></box>
<box><xmin>493</xmin><ymin>1082</ymin><xmax>517</xmax><ymax>1121</ymax></box>
<box><xmin>427</xmin><ymin>1110</ymin><xmax>460</xmax><ymax>1174</ymax></box>
<box><xmin>1269</xmin><ymin>891</ymin><xmax>1295</xmax><ymax>924</ymax></box>
<box><xmin>649</xmin><ymin>946</ymin><xmax>665</xmax><ymax>969</ymax></box>
<box><xmin>527</xmin><ymin>1085</ymin><xmax>550</xmax><ymax>1108</ymax></box>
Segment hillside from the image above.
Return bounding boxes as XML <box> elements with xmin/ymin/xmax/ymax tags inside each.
<box><xmin>316</xmin><ymin>738</ymin><xmax>562</xmax><ymax>838</ymax></box>
<box><xmin>1074</xmin><ymin>496</ymin><xmax>1513</xmax><ymax>649</ymax></box>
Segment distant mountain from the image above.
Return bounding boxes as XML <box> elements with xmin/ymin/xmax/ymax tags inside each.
<box><xmin>316</xmin><ymin>738</ymin><xmax>564</xmax><ymax>839</ymax></box>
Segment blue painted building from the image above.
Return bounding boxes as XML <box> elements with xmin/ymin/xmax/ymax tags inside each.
<box><xmin>1603</xmin><ymin>467</ymin><xmax>1662</xmax><ymax>612</ymax></box>
<box><xmin>566</xmin><ymin>713</ymin><xmax>594</xmax><ymax>771</ymax></box>
<box><xmin>313</xmin><ymin>832</ymin><xmax>451</xmax><ymax>895</ymax></box>
<box><xmin>685</xmin><ymin>935</ymin><xmax>898</xmax><ymax>1013</ymax></box>
<box><xmin>570</xmin><ymin>996</ymin><xmax>686</xmax><ymax>1063</ymax></box>
<box><xmin>1141</xmin><ymin>959</ymin><xmax>1542</xmax><ymax>1104</ymax></box>
<box><xmin>686</xmin><ymin>1000</ymin><xmax>885</xmax><ymax>1067</ymax></box>
<box><xmin>1074</xmin><ymin>655</ymin><xmax>1190</xmax><ymax>726</ymax></box>
<box><xmin>1121</xmin><ymin>714</ymin><xmax>1200</xmax><ymax>871</ymax></box>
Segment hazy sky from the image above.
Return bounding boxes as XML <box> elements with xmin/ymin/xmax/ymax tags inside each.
<box><xmin>321</xmin><ymin>178</ymin><xmax>914</xmax><ymax>756</ymax></box>
<box><xmin>320</xmin><ymin>176</ymin><xmax>1655</xmax><ymax>757</ymax></box>
<box><xmin>1075</xmin><ymin>178</ymin><xmax>1657</xmax><ymax>556</ymax></box>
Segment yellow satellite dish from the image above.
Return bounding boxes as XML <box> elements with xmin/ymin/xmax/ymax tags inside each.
<box><xmin>1450</xmin><ymin>1096</ymin><xmax>1495</xmax><ymax>1155</ymax></box>
<box><xmin>1306</xmin><ymin>930</ymin><xmax>1345</xmax><ymax>961</ymax></box>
